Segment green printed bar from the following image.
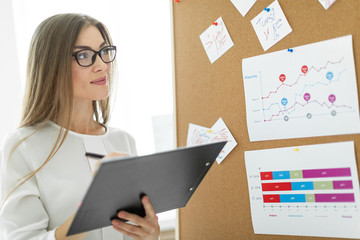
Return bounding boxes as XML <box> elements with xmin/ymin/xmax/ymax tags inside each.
<box><xmin>305</xmin><ymin>194</ymin><xmax>315</xmax><ymax>202</ymax></box>
<box><xmin>314</xmin><ymin>181</ymin><xmax>333</xmax><ymax>190</ymax></box>
<box><xmin>290</xmin><ymin>170</ymin><xmax>303</xmax><ymax>179</ymax></box>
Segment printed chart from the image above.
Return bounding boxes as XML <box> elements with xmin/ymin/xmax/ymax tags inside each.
<box><xmin>245</xmin><ymin>141</ymin><xmax>360</xmax><ymax>239</ymax></box>
<box><xmin>242</xmin><ymin>35</ymin><xmax>360</xmax><ymax>141</ymax></box>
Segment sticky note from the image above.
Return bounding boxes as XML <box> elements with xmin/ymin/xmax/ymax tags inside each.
<box><xmin>187</xmin><ymin>118</ymin><xmax>237</xmax><ymax>164</ymax></box>
<box><xmin>230</xmin><ymin>0</ymin><xmax>257</xmax><ymax>17</ymax></box>
<box><xmin>318</xmin><ymin>0</ymin><xmax>336</xmax><ymax>10</ymax></box>
<box><xmin>251</xmin><ymin>0</ymin><xmax>292</xmax><ymax>51</ymax></box>
<box><xmin>199</xmin><ymin>17</ymin><xmax>234</xmax><ymax>64</ymax></box>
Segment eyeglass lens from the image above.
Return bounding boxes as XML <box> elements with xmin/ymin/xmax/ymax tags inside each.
<box><xmin>76</xmin><ymin>46</ymin><xmax>116</xmax><ymax>66</ymax></box>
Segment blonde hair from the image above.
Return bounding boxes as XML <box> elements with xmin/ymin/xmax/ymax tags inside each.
<box><xmin>4</xmin><ymin>13</ymin><xmax>115</xmax><ymax>201</ymax></box>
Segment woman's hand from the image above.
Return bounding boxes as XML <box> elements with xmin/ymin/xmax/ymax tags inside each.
<box><xmin>111</xmin><ymin>195</ymin><xmax>160</xmax><ymax>240</ymax></box>
<box><xmin>93</xmin><ymin>152</ymin><xmax>128</xmax><ymax>176</ymax></box>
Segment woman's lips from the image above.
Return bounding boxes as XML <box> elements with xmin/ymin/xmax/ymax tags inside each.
<box><xmin>91</xmin><ymin>77</ymin><xmax>107</xmax><ymax>85</ymax></box>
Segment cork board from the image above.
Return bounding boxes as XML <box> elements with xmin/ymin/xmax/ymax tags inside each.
<box><xmin>172</xmin><ymin>0</ymin><xmax>360</xmax><ymax>239</ymax></box>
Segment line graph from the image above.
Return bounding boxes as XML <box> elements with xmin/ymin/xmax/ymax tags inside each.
<box><xmin>261</xmin><ymin>57</ymin><xmax>351</xmax><ymax>122</ymax></box>
<box><xmin>264</xmin><ymin>99</ymin><xmax>352</xmax><ymax>122</ymax></box>
<box><xmin>242</xmin><ymin>35</ymin><xmax>360</xmax><ymax>141</ymax></box>
<box><xmin>262</xmin><ymin>68</ymin><xmax>348</xmax><ymax>122</ymax></box>
<box><xmin>261</xmin><ymin>57</ymin><xmax>344</xmax><ymax>100</ymax></box>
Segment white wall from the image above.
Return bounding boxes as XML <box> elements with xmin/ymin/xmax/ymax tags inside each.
<box><xmin>0</xmin><ymin>0</ymin><xmax>22</xmax><ymax>144</ymax></box>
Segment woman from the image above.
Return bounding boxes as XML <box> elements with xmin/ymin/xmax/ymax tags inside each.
<box><xmin>0</xmin><ymin>13</ymin><xmax>160</xmax><ymax>240</ymax></box>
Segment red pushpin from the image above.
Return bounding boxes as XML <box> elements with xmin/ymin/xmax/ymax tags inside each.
<box><xmin>174</xmin><ymin>0</ymin><xmax>180</xmax><ymax>2</ymax></box>
<box><xmin>212</xmin><ymin>22</ymin><xmax>218</xmax><ymax>26</ymax></box>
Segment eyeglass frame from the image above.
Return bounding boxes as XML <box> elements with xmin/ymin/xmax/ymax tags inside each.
<box><xmin>72</xmin><ymin>45</ymin><xmax>117</xmax><ymax>67</ymax></box>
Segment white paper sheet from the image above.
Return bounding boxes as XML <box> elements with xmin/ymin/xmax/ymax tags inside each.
<box><xmin>199</xmin><ymin>17</ymin><xmax>234</xmax><ymax>64</ymax></box>
<box><xmin>242</xmin><ymin>35</ymin><xmax>360</xmax><ymax>141</ymax></box>
<box><xmin>318</xmin><ymin>0</ymin><xmax>336</xmax><ymax>10</ymax></box>
<box><xmin>251</xmin><ymin>0</ymin><xmax>292</xmax><ymax>51</ymax></box>
<box><xmin>186</xmin><ymin>118</ymin><xmax>237</xmax><ymax>164</ymax></box>
<box><xmin>245</xmin><ymin>141</ymin><xmax>360</xmax><ymax>239</ymax></box>
<box><xmin>230</xmin><ymin>0</ymin><xmax>257</xmax><ymax>17</ymax></box>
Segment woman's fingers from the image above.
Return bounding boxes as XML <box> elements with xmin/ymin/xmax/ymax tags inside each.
<box><xmin>93</xmin><ymin>160</ymin><xmax>102</xmax><ymax>174</ymax></box>
<box><xmin>112</xmin><ymin>218</ymin><xmax>144</xmax><ymax>239</ymax></box>
<box><xmin>112</xmin><ymin>213</ymin><xmax>158</xmax><ymax>240</ymax></box>
<box><xmin>105</xmin><ymin>152</ymin><xmax>129</xmax><ymax>158</ymax></box>
<box><xmin>115</xmin><ymin>210</ymin><xmax>151</xmax><ymax>231</ymax></box>
<box><xmin>112</xmin><ymin>196</ymin><xmax>160</xmax><ymax>240</ymax></box>
<box><xmin>92</xmin><ymin>152</ymin><xmax>128</xmax><ymax>176</ymax></box>
<box><xmin>142</xmin><ymin>195</ymin><xmax>157</xmax><ymax>221</ymax></box>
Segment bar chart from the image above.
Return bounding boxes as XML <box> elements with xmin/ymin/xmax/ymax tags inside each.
<box><xmin>245</xmin><ymin>142</ymin><xmax>360</xmax><ymax>238</ymax></box>
<box><xmin>261</xmin><ymin>168</ymin><xmax>355</xmax><ymax>203</ymax></box>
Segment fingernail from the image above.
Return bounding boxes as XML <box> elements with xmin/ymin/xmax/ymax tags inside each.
<box><xmin>118</xmin><ymin>211</ymin><xmax>125</xmax><ymax>218</ymax></box>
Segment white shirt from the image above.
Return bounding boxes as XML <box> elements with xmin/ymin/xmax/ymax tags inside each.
<box><xmin>0</xmin><ymin>121</ymin><xmax>137</xmax><ymax>240</ymax></box>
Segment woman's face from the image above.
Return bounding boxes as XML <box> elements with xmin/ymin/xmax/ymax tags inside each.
<box><xmin>71</xmin><ymin>25</ymin><xmax>111</xmax><ymax>101</ymax></box>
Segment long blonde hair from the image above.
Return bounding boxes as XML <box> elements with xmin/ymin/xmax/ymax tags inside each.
<box><xmin>5</xmin><ymin>13</ymin><xmax>115</xmax><ymax>201</ymax></box>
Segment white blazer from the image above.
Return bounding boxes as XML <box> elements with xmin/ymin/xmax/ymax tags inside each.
<box><xmin>0</xmin><ymin>121</ymin><xmax>137</xmax><ymax>240</ymax></box>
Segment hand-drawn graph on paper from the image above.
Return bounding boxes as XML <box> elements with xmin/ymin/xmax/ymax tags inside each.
<box><xmin>242</xmin><ymin>35</ymin><xmax>360</xmax><ymax>141</ymax></box>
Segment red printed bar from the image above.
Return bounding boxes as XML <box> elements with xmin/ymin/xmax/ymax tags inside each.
<box><xmin>263</xmin><ymin>194</ymin><xmax>280</xmax><ymax>203</ymax></box>
<box><xmin>262</xmin><ymin>182</ymin><xmax>292</xmax><ymax>191</ymax></box>
<box><xmin>261</xmin><ymin>172</ymin><xmax>273</xmax><ymax>180</ymax></box>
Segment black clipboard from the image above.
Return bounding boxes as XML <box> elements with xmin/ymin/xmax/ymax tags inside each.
<box><xmin>67</xmin><ymin>141</ymin><xmax>226</xmax><ymax>236</ymax></box>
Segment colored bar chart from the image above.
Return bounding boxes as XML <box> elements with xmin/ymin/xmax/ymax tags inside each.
<box><xmin>260</xmin><ymin>168</ymin><xmax>351</xmax><ymax>180</ymax></box>
<box><xmin>262</xmin><ymin>180</ymin><xmax>353</xmax><ymax>192</ymax></box>
<box><xmin>263</xmin><ymin>193</ymin><xmax>355</xmax><ymax>203</ymax></box>
<box><xmin>245</xmin><ymin>141</ymin><xmax>360</xmax><ymax>239</ymax></box>
<box><xmin>261</xmin><ymin>167</ymin><xmax>354</xmax><ymax>203</ymax></box>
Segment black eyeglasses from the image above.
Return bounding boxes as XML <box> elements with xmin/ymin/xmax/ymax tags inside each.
<box><xmin>72</xmin><ymin>46</ymin><xmax>117</xmax><ymax>67</ymax></box>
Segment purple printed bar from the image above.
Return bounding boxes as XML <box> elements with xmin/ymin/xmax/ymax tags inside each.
<box><xmin>315</xmin><ymin>193</ymin><xmax>355</xmax><ymax>202</ymax></box>
<box><xmin>333</xmin><ymin>180</ymin><xmax>353</xmax><ymax>190</ymax></box>
<box><xmin>303</xmin><ymin>168</ymin><xmax>351</xmax><ymax>178</ymax></box>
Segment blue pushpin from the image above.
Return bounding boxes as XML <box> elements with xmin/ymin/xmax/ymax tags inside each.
<box><xmin>287</xmin><ymin>48</ymin><xmax>293</xmax><ymax>52</ymax></box>
<box><xmin>264</xmin><ymin>7</ymin><xmax>270</xmax><ymax>12</ymax></box>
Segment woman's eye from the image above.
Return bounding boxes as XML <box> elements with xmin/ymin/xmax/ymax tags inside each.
<box><xmin>101</xmin><ymin>49</ymin><xmax>109</xmax><ymax>56</ymax></box>
<box><xmin>78</xmin><ymin>51</ymin><xmax>91</xmax><ymax>60</ymax></box>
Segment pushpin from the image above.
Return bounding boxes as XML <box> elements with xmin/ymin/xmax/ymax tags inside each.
<box><xmin>174</xmin><ymin>0</ymin><xmax>180</xmax><ymax>2</ymax></box>
<box><xmin>287</xmin><ymin>48</ymin><xmax>293</xmax><ymax>52</ymax></box>
<box><xmin>293</xmin><ymin>147</ymin><xmax>299</xmax><ymax>152</ymax></box>
<box><xmin>264</xmin><ymin>7</ymin><xmax>270</xmax><ymax>12</ymax></box>
<box><xmin>206</xmin><ymin>129</ymin><xmax>212</xmax><ymax>133</ymax></box>
<box><xmin>212</xmin><ymin>22</ymin><xmax>218</xmax><ymax>26</ymax></box>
